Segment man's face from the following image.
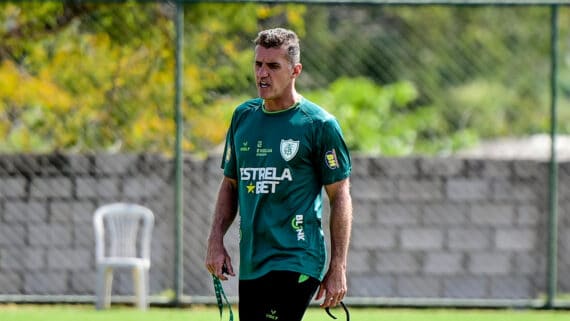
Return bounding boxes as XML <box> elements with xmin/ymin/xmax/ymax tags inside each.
<box><xmin>254</xmin><ymin>45</ymin><xmax>297</xmax><ymax>104</ymax></box>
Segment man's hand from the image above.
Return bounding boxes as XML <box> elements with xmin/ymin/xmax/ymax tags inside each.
<box><xmin>315</xmin><ymin>265</ymin><xmax>347</xmax><ymax>308</ymax></box>
<box><xmin>205</xmin><ymin>241</ymin><xmax>235</xmax><ymax>280</ymax></box>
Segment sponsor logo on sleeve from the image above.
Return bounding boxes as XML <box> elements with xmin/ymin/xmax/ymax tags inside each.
<box><xmin>325</xmin><ymin>148</ymin><xmax>339</xmax><ymax>169</ymax></box>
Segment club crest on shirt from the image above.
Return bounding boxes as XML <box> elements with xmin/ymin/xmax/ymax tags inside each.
<box><xmin>280</xmin><ymin>139</ymin><xmax>299</xmax><ymax>161</ymax></box>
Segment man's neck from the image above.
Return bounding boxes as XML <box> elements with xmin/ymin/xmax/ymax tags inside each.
<box><xmin>263</xmin><ymin>92</ymin><xmax>301</xmax><ymax>112</ymax></box>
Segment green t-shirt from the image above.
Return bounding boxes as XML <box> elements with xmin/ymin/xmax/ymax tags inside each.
<box><xmin>221</xmin><ymin>97</ymin><xmax>351</xmax><ymax>281</ymax></box>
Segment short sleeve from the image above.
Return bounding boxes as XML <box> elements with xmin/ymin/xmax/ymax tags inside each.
<box><xmin>221</xmin><ymin>115</ymin><xmax>238</xmax><ymax>179</ymax></box>
<box><xmin>316</xmin><ymin>118</ymin><xmax>352</xmax><ymax>185</ymax></box>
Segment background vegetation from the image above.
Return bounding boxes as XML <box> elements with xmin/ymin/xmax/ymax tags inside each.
<box><xmin>1</xmin><ymin>2</ymin><xmax>569</xmax><ymax>156</ymax></box>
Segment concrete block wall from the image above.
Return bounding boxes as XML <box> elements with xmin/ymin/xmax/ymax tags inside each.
<box><xmin>0</xmin><ymin>153</ymin><xmax>175</xmax><ymax>296</ymax></box>
<box><xmin>347</xmin><ymin>157</ymin><xmax>551</xmax><ymax>300</ymax></box>
<box><xmin>0</xmin><ymin>153</ymin><xmax>567</xmax><ymax>302</ymax></box>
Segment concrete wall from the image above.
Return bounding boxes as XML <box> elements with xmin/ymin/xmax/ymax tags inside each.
<box><xmin>0</xmin><ymin>153</ymin><xmax>568</xmax><ymax>302</ymax></box>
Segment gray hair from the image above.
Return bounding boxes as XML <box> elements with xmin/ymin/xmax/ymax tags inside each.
<box><xmin>254</xmin><ymin>28</ymin><xmax>300</xmax><ymax>65</ymax></box>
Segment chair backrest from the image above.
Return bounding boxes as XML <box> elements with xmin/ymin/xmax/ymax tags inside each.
<box><xmin>93</xmin><ymin>203</ymin><xmax>154</xmax><ymax>262</ymax></box>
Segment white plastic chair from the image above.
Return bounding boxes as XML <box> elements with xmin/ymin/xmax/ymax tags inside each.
<box><xmin>93</xmin><ymin>203</ymin><xmax>154</xmax><ymax>310</ymax></box>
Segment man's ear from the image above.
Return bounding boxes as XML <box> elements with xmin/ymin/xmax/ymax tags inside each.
<box><xmin>292</xmin><ymin>63</ymin><xmax>302</xmax><ymax>78</ymax></box>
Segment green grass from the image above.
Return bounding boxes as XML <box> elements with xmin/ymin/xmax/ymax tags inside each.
<box><xmin>0</xmin><ymin>304</ymin><xmax>568</xmax><ymax>321</ymax></box>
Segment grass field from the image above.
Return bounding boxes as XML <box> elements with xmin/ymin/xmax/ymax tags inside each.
<box><xmin>0</xmin><ymin>304</ymin><xmax>568</xmax><ymax>321</ymax></box>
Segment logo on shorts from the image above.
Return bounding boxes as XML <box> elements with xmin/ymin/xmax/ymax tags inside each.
<box><xmin>280</xmin><ymin>139</ymin><xmax>299</xmax><ymax>161</ymax></box>
<box><xmin>265</xmin><ymin>309</ymin><xmax>279</xmax><ymax>320</ymax></box>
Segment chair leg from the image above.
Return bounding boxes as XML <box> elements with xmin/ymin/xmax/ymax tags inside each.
<box><xmin>96</xmin><ymin>266</ymin><xmax>113</xmax><ymax>310</ymax></box>
<box><xmin>104</xmin><ymin>267</ymin><xmax>114</xmax><ymax>309</ymax></box>
<box><xmin>95</xmin><ymin>267</ymin><xmax>104</xmax><ymax>310</ymax></box>
<box><xmin>142</xmin><ymin>267</ymin><xmax>149</xmax><ymax>309</ymax></box>
<box><xmin>133</xmin><ymin>266</ymin><xmax>149</xmax><ymax>310</ymax></box>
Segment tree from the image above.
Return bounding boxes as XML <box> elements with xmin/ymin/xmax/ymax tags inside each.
<box><xmin>1</xmin><ymin>2</ymin><xmax>568</xmax><ymax>157</ymax></box>
<box><xmin>0</xmin><ymin>2</ymin><xmax>311</xmax><ymax>155</ymax></box>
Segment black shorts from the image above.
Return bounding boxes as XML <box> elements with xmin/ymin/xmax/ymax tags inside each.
<box><xmin>239</xmin><ymin>270</ymin><xmax>320</xmax><ymax>321</ymax></box>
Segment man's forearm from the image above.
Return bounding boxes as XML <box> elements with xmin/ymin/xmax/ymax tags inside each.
<box><xmin>328</xmin><ymin>180</ymin><xmax>352</xmax><ymax>269</ymax></box>
<box><xmin>206</xmin><ymin>177</ymin><xmax>239</xmax><ymax>278</ymax></box>
<box><xmin>208</xmin><ymin>177</ymin><xmax>239</xmax><ymax>244</ymax></box>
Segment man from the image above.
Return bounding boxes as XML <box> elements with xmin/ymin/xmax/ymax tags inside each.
<box><xmin>205</xmin><ymin>27</ymin><xmax>352</xmax><ymax>321</ymax></box>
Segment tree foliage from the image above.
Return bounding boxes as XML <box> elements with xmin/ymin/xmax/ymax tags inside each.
<box><xmin>0</xmin><ymin>2</ymin><xmax>309</xmax><ymax>155</ymax></box>
<box><xmin>0</xmin><ymin>2</ymin><xmax>568</xmax><ymax>157</ymax></box>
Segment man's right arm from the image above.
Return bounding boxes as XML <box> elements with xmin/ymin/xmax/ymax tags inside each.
<box><xmin>205</xmin><ymin>176</ymin><xmax>238</xmax><ymax>280</ymax></box>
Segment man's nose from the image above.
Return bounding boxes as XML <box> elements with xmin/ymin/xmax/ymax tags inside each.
<box><xmin>257</xmin><ymin>66</ymin><xmax>268</xmax><ymax>77</ymax></box>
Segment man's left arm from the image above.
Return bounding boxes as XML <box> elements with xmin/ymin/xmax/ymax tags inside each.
<box><xmin>316</xmin><ymin>177</ymin><xmax>352</xmax><ymax>308</ymax></box>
